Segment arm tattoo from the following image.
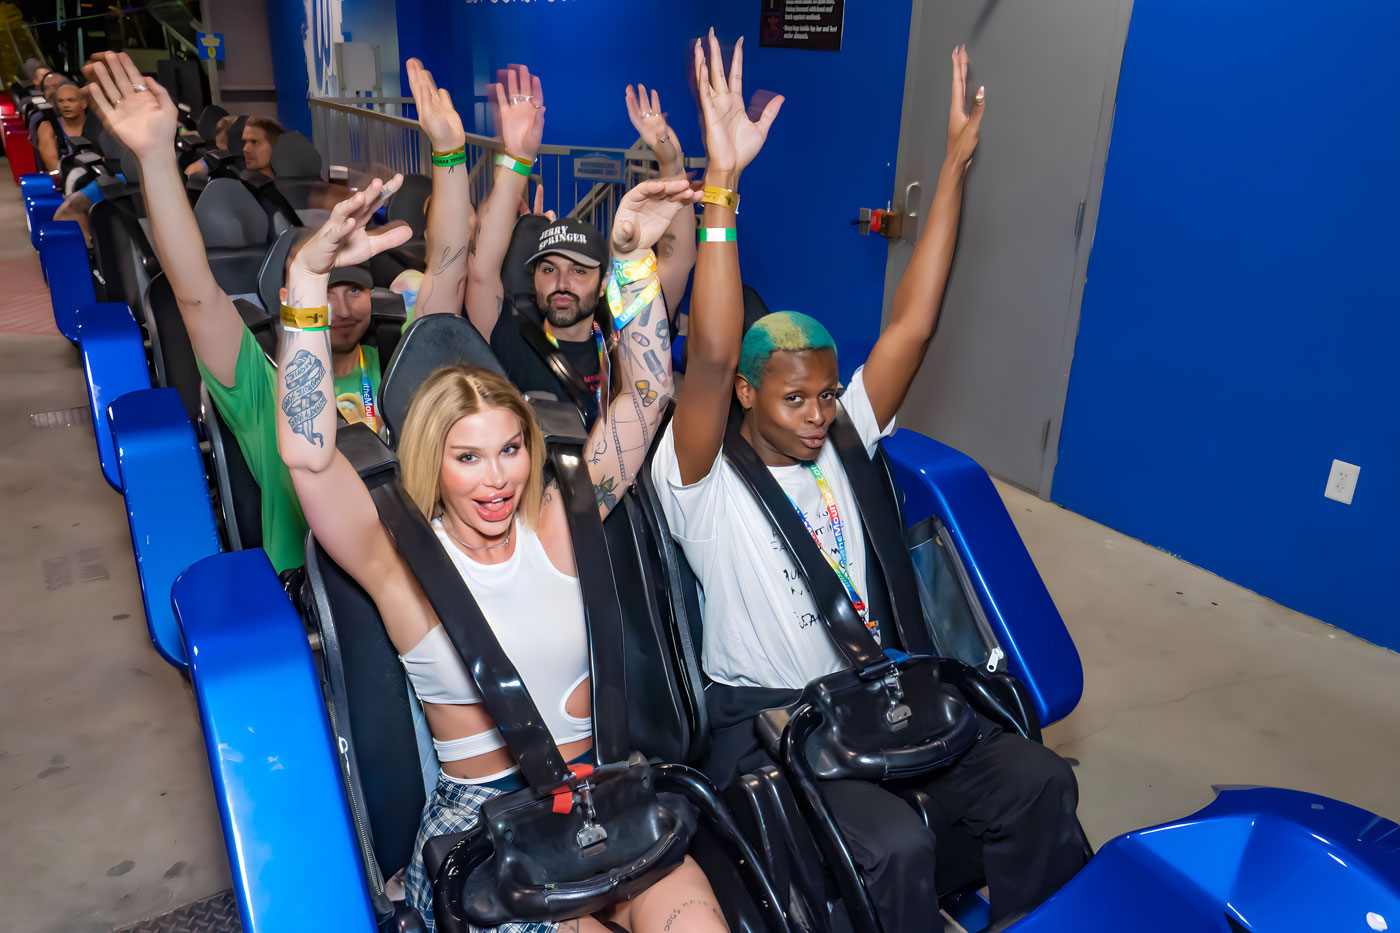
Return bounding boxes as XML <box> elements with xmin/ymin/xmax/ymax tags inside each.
<box><xmin>434</xmin><ymin>244</ymin><xmax>466</xmax><ymax>275</ymax></box>
<box><xmin>658</xmin><ymin>231</ymin><xmax>677</xmax><ymax>259</ymax></box>
<box><xmin>663</xmin><ymin>898</ymin><xmax>724</xmax><ymax>931</ymax></box>
<box><xmin>281</xmin><ymin>349</ymin><xmax>328</xmax><ymax>446</ymax></box>
<box><xmin>593</xmin><ymin>475</ymin><xmax>619</xmax><ymax>511</ymax></box>
<box><xmin>542</xmin><ymin>478</ymin><xmax>558</xmax><ymax>507</ymax></box>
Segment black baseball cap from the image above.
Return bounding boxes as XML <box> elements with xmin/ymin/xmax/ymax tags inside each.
<box><xmin>329</xmin><ymin>264</ymin><xmax>373</xmax><ymax>289</ymax></box>
<box><xmin>527</xmin><ymin>218</ymin><xmax>607</xmax><ymax>269</ymax></box>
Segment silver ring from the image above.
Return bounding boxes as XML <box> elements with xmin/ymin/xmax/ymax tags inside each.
<box><xmin>132</xmin><ymin>83</ymin><xmax>149</xmax><ymax>92</ymax></box>
<box><xmin>510</xmin><ymin>94</ymin><xmax>534</xmax><ymax>104</ymax></box>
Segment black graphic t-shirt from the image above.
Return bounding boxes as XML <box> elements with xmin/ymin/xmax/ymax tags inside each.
<box><xmin>489</xmin><ymin>304</ymin><xmax>603</xmax><ymax>427</ymax></box>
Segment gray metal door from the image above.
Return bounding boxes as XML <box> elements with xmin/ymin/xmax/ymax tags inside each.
<box><xmin>881</xmin><ymin>0</ymin><xmax>1133</xmax><ymax>495</ymax></box>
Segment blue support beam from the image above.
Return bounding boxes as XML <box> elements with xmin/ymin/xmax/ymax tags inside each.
<box><xmin>173</xmin><ymin>550</ymin><xmax>377</xmax><ymax>933</ymax></box>
<box><xmin>37</xmin><ymin>221</ymin><xmax>95</xmax><ymax>343</ymax></box>
<box><xmin>77</xmin><ymin>304</ymin><xmax>151</xmax><ymax>491</ymax></box>
<box><xmin>26</xmin><ymin>191</ymin><xmax>63</xmax><ymax>250</ymax></box>
<box><xmin>883</xmin><ymin>429</ymin><xmax>1083</xmax><ymax>726</ymax></box>
<box><xmin>109</xmin><ymin>388</ymin><xmax>221</xmax><ymax>668</ymax></box>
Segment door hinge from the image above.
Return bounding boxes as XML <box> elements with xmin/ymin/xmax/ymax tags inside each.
<box><xmin>1073</xmin><ymin>200</ymin><xmax>1086</xmax><ymax>242</ymax></box>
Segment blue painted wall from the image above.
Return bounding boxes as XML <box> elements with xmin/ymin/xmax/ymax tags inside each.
<box><xmin>391</xmin><ymin>0</ymin><xmax>912</xmax><ymax>374</ymax></box>
<box><xmin>1054</xmin><ymin>0</ymin><xmax>1400</xmax><ymax>648</ymax></box>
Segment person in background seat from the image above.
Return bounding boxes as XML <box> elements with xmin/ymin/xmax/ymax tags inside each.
<box><xmin>184</xmin><ymin>113</ymin><xmax>238</xmax><ymax>177</ymax></box>
<box><xmin>655</xmin><ymin>35</ymin><xmax>1086</xmax><ymax>932</ymax></box>
<box><xmin>409</xmin><ymin>61</ymin><xmax>696</xmax><ymax>428</ymax></box>
<box><xmin>83</xmin><ymin>52</ymin><xmax>407</xmax><ymax>575</ymax></box>
<box><xmin>35</xmin><ymin>78</ymin><xmax>102</xmax><ymax>174</ymax></box>
<box><xmin>242</xmin><ymin>116</ymin><xmax>283</xmax><ymax>179</ymax></box>
<box><xmin>275</xmin><ymin>167</ymin><xmax>717</xmax><ymax>933</ymax></box>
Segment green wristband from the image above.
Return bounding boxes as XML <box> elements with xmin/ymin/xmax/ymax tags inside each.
<box><xmin>494</xmin><ymin>152</ymin><xmax>533</xmax><ymax>176</ymax></box>
<box><xmin>432</xmin><ymin>148</ymin><xmax>467</xmax><ymax>168</ymax></box>
<box><xmin>698</xmin><ymin>226</ymin><xmax>737</xmax><ymax>243</ymax></box>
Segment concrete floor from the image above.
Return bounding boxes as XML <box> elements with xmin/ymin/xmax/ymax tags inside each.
<box><xmin>2</xmin><ymin>173</ymin><xmax>1399</xmax><ymax>930</ymax></box>
<box><xmin>1008</xmin><ymin>480</ymin><xmax>1400</xmax><ymax>849</ymax></box>
<box><xmin>0</xmin><ymin>184</ymin><xmax>229</xmax><ymax>933</ymax></box>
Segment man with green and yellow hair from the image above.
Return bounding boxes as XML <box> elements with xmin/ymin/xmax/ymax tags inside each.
<box><xmin>650</xmin><ymin>34</ymin><xmax>1085</xmax><ymax>932</ymax></box>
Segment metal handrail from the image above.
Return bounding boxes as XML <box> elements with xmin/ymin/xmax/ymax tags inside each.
<box><xmin>309</xmin><ymin>96</ymin><xmax>706</xmax><ymax>236</ymax></box>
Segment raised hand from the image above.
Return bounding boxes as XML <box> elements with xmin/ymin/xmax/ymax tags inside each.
<box><xmin>946</xmin><ymin>44</ymin><xmax>985</xmax><ymax>168</ymax></box>
<box><xmin>611</xmin><ymin>178</ymin><xmax>704</xmax><ymax>259</ymax></box>
<box><xmin>694</xmin><ymin>30</ymin><xmax>783</xmax><ymax>181</ymax></box>
<box><xmin>491</xmin><ymin>64</ymin><xmax>545</xmax><ymax>161</ymax></box>
<box><xmin>291</xmin><ymin>176</ymin><xmax>414</xmax><ymax>278</ymax></box>
<box><xmin>407</xmin><ymin>58</ymin><xmax>465</xmax><ymax>153</ymax></box>
<box><xmin>516</xmin><ymin>183</ymin><xmax>557</xmax><ymax>222</ymax></box>
<box><xmin>83</xmin><ymin>52</ymin><xmax>178</xmax><ymax>161</ymax></box>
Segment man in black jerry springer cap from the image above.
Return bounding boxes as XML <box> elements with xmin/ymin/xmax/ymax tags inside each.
<box><xmin>487</xmin><ymin>216</ymin><xmax>616</xmax><ymax>427</ymax></box>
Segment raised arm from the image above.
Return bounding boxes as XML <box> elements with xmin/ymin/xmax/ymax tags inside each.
<box><xmin>626</xmin><ymin>83</ymin><xmax>696</xmax><ymax>318</ymax></box>
<box><xmin>863</xmin><ymin>45</ymin><xmax>984</xmax><ymax>426</ymax></box>
<box><xmin>671</xmin><ymin>32</ymin><xmax>783</xmax><ymax>485</ymax></box>
<box><xmin>84</xmin><ymin>52</ymin><xmax>243</xmax><ymax>386</ymax></box>
<box><xmin>463</xmin><ymin>65</ymin><xmax>545</xmax><ymax>336</ymax></box>
<box><xmin>585</xmin><ymin>178</ymin><xmax>703</xmax><ymax>517</ymax></box>
<box><xmin>276</xmin><ymin>180</ymin><xmax>413</xmax><ymax>589</ymax></box>
<box><xmin>405</xmin><ymin>58</ymin><xmax>473</xmax><ymax>320</ymax></box>
<box><xmin>36</xmin><ymin>120</ymin><xmax>60</xmax><ymax>172</ymax></box>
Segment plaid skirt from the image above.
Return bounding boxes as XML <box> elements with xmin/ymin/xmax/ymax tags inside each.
<box><xmin>406</xmin><ymin>770</ymin><xmax>558</xmax><ymax>933</ymax></box>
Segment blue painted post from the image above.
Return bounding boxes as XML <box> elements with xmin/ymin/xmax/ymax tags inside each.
<box><xmin>26</xmin><ymin>191</ymin><xmax>63</xmax><ymax>250</ymax></box>
<box><xmin>77</xmin><ymin>304</ymin><xmax>152</xmax><ymax>490</ymax></box>
<box><xmin>37</xmin><ymin>222</ymin><xmax>95</xmax><ymax>343</ymax></box>
<box><xmin>108</xmin><ymin>389</ymin><xmax>222</xmax><ymax>668</ymax></box>
<box><xmin>173</xmin><ymin>550</ymin><xmax>377</xmax><ymax>933</ymax></box>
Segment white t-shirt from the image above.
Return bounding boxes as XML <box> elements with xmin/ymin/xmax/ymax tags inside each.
<box><xmin>651</xmin><ymin>367</ymin><xmax>896</xmax><ymax>689</ymax></box>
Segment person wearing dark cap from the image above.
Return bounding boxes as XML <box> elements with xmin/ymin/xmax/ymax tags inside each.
<box><xmin>409</xmin><ymin>60</ymin><xmax>697</xmax><ymax>427</ymax></box>
<box><xmin>85</xmin><ymin>51</ymin><xmax>411</xmax><ymax>574</ymax></box>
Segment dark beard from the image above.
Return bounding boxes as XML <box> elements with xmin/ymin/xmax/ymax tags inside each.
<box><xmin>538</xmin><ymin>290</ymin><xmax>598</xmax><ymax>330</ymax></box>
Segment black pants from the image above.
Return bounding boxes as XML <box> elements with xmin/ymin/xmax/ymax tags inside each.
<box><xmin>821</xmin><ymin>729</ymin><xmax>1087</xmax><ymax>931</ymax></box>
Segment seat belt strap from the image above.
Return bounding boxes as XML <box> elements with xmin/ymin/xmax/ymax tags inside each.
<box><xmin>825</xmin><ymin>412</ymin><xmax>935</xmax><ymax>655</ymax></box>
<box><xmin>514</xmin><ymin>305</ymin><xmax>596</xmax><ymax>418</ymax></box>
<box><xmin>722</xmin><ymin>416</ymin><xmax>887</xmax><ymax>671</ymax></box>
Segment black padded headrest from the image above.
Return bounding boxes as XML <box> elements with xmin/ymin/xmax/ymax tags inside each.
<box><xmin>502</xmin><ymin>213</ymin><xmax>554</xmax><ymax>307</ymax></box>
<box><xmin>384</xmin><ymin>173</ymin><xmax>432</xmax><ymax>238</ymax></box>
<box><xmin>119</xmin><ymin>147</ymin><xmax>143</xmax><ymax>185</ymax></box>
<box><xmin>196</xmin><ymin>104</ymin><xmax>228</xmax><ymax>140</ymax></box>
<box><xmin>379</xmin><ymin>314</ymin><xmax>507</xmax><ymax>442</ymax></box>
<box><xmin>257</xmin><ymin>226</ymin><xmax>303</xmax><ymax>313</ymax></box>
<box><xmin>270</xmin><ymin>130</ymin><xmax>323</xmax><ymax>180</ymax></box>
<box><xmin>97</xmin><ymin>129</ymin><xmax>126</xmax><ymax>163</ymax></box>
<box><xmin>195</xmin><ymin>178</ymin><xmax>270</xmax><ymax>248</ymax></box>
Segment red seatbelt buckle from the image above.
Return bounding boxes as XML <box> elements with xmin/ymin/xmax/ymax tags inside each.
<box><xmin>551</xmin><ymin>762</ymin><xmax>596</xmax><ymax>813</ymax></box>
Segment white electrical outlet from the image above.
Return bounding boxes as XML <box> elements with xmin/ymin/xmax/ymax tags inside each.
<box><xmin>1324</xmin><ymin>459</ymin><xmax>1360</xmax><ymax>505</ymax></box>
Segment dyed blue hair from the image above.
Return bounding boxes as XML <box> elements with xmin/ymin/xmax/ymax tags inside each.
<box><xmin>738</xmin><ymin>311</ymin><xmax>837</xmax><ymax>386</ymax></box>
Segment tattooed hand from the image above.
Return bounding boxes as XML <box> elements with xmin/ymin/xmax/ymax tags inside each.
<box><xmin>281</xmin><ymin>350</ymin><xmax>328</xmax><ymax>446</ymax></box>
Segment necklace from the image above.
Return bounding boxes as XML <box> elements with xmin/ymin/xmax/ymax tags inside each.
<box><xmin>441</xmin><ymin>517</ymin><xmax>514</xmax><ymax>552</ymax></box>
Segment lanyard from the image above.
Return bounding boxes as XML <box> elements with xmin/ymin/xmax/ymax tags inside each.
<box><xmin>545</xmin><ymin>321</ymin><xmax>608</xmax><ymax>422</ymax></box>
<box><xmin>784</xmin><ymin>461</ymin><xmax>876</xmax><ymax>643</ymax></box>
<box><xmin>357</xmin><ymin>346</ymin><xmax>378</xmax><ymax>434</ymax></box>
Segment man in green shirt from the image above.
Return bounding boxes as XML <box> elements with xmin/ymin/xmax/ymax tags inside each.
<box><xmin>86</xmin><ymin>52</ymin><xmax>410</xmax><ymax>573</ymax></box>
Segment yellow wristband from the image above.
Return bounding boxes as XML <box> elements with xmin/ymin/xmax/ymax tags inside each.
<box><xmin>280</xmin><ymin>304</ymin><xmax>330</xmax><ymax>330</ymax></box>
<box><xmin>700</xmin><ymin>185</ymin><xmax>740</xmax><ymax>212</ymax></box>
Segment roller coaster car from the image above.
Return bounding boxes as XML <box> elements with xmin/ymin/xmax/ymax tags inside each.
<box><xmin>164</xmin><ymin>316</ymin><xmax>1400</xmax><ymax>932</ymax></box>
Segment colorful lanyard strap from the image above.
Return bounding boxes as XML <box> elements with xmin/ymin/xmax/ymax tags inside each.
<box><xmin>358</xmin><ymin>346</ymin><xmax>379</xmax><ymax>434</ymax></box>
<box><xmin>785</xmin><ymin>461</ymin><xmax>877</xmax><ymax>643</ymax></box>
<box><xmin>545</xmin><ymin>321</ymin><xmax>608</xmax><ymax>421</ymax></box>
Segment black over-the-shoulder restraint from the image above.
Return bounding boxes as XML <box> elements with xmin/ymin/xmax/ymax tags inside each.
<box><xmin>512</xmin><ymin>302</ymin><xmax>598</xmax><ymax>419</ymax></box>
<box><xmin>339</xmin><ymin>421</ymin><xmax>697</xmax><ymax>928</ymax></box>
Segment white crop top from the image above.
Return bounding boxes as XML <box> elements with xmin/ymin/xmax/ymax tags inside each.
<box><xmin>398</xmin><ymin>520</ymin><xmax>593</xmax><ymax>774</ymax></box>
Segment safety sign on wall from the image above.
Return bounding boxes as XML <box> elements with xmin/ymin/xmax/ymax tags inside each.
<box><xmin>759</xmin><ymin>0</ymin><xmax>845</xmax><ymax>51</ymax></box>
<box><xmin>196</xmin><ymin>33</ymin><xmax>225</xmax><ymax>61</ymax></box>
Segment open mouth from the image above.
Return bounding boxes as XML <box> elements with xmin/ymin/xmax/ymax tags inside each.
<box><xmin>473</xmin><ymin>492</ymin><xmax>515</xmax><ymax>523</ymax></box>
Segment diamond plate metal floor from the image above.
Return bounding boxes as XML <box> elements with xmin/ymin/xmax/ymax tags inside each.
<box><xmin>113</xmin><ymin>891</ymin><xmax>241</xmax><ymax>933</ymax></box>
